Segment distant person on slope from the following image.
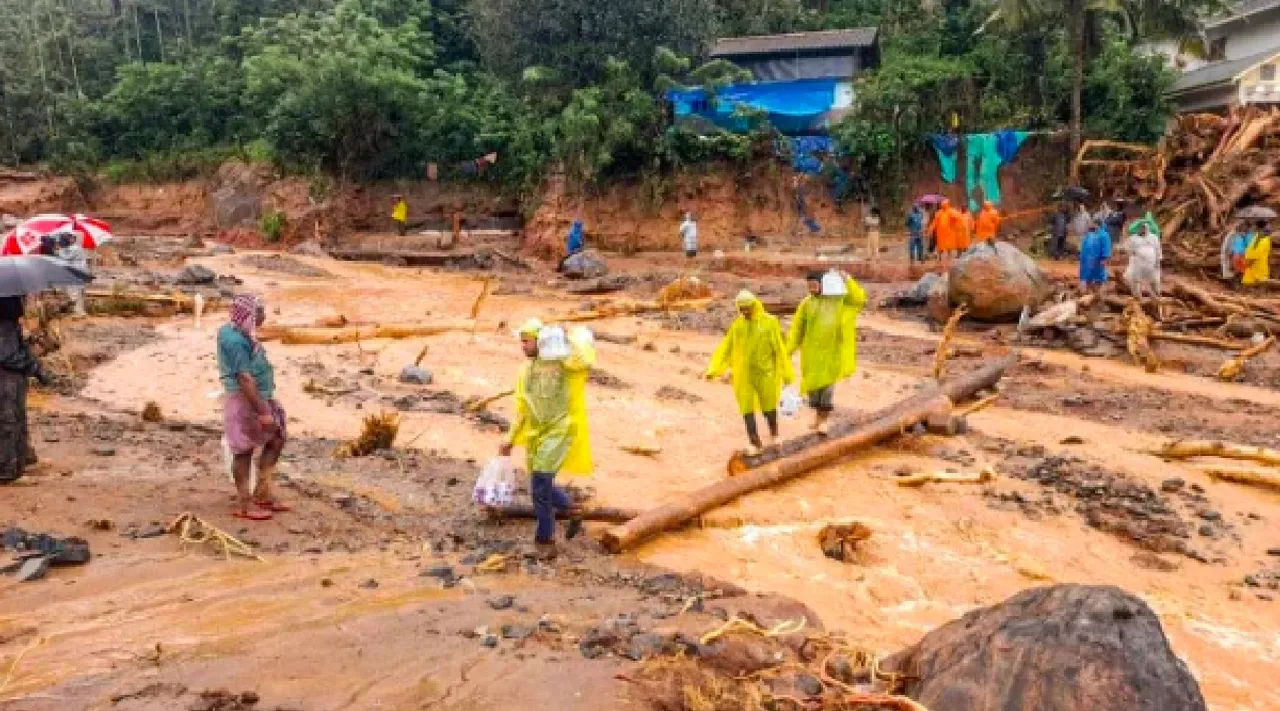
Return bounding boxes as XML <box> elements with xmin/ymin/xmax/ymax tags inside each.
<box><xmin>500</xmin><ymin>325</ymin><xmax>594</xmax><ymax>559</ymax></box>
<box><xmin>788</xmin><ymin>270</ymin><xmax>866</xmax><ymax>436</ymax></box>
<box><xmin>391</xmin><ymin>195</ymin><xmax>408</xmax><ymax>236</ymax></box>
<box><xmin>680</xmin><ymin>212</ymin><xmax>698</xmax><ymax>258</ymax></box>
<box><xmin>705</xmin><ymin>290</ymin><xmax>794</xmax><ymax>456</ymax></box>
<box><xmin>218</xmin><ymin>294</ymin><xmax>289</xmax><ymax>521</ymax></box>
<box><xmin>566</xmin><ymin>218</ymin><xmax>584</xmax><ymax>257</ymax></box>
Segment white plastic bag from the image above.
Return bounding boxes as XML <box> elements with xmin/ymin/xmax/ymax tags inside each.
<box><xmin>473</xmin><ymin>456</ymin><xmax>517</xmax><ymax>507</ymax></box>
<box><xmin>779</xmin><ymin>387</ymin><xmax>803</xmax><ymax>419</ymax></box>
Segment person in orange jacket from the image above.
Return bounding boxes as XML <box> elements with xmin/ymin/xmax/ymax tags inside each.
<box><xmin>958</xmin><ymin>203</ymin><xmax>975</xmax><ymax>252</ymax></box>
<box><xmin>975</xmin><ymin>201</ymin><xmax>1001</xmax><ymax>245</ymax></box>
<box><xmin>929</xmin><ymin>199</ymin><xmax>964</xmax><ymax>266</ymax></box>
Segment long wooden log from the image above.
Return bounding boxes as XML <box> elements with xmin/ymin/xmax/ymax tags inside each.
<box><xmin>486</xmin><ymin>504</ymin><xmax>641</xmax><ymax>524</ymax></box>
<box><xmin>278</xmin><ymin>320</ymin><xmax>475</xmax><ymax>345</ymax></box>
<box><xmin>601</xmin><ymin>355</ymin><xmax>1017</xmax><ymax>553</ymax></box>
<box><xmin>1198</xmin><ymin>465</ymin><xmax>1280</xmax><ymax>492</ymax></box>
<box><xmin>1159</xmin><ymin>439</ymin><xmax>1280</xmax><ymax>466</ymax></box>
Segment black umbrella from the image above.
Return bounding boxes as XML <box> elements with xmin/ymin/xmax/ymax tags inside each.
<box><xmin>0</xmin><ymin>255</ymin><xmax>92</xmax><ymax>297</ymax></box>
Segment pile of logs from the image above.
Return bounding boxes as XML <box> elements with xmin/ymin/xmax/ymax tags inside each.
<box><xmin>1078</xmin><ymin>106</ymin><xmax>1280</xmax><ymax>269</ymax></box>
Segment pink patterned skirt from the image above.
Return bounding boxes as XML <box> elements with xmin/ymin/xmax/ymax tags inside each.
<box><xmin>223</xmin><ymin>392</ymin><xmax>287</xmax><ymax>454</ymax></box>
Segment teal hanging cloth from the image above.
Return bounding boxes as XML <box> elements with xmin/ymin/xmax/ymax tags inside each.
<box><xmin>929</xmin><ymin>133</ymin><xmax>959</xmax><ymax>184</ymax></box>
<box><xmin>964</xmin><ymin>134</ymin><xmax>984</xmax><ymax>210</ymax></box>
<box><xmin>977</xmin><ymin>133</ymin><xmax>1003</xmax><ymax>208</ymax></box>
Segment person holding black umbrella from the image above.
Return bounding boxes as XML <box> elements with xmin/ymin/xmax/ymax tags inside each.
<box><xmin>0</xmin><ymin>297</ymin><xmax>50</xmax><ymax>483</ymax></box>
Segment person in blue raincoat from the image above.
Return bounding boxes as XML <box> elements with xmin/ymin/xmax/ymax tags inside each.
<box><xmin>906</xmin><ymin>203</ymin><xmax>926</xmax><ymax>264</ymax></box>
<box><xmin>565</xmin><ymin>219</ymin><xmax>584</xmax><ymax>256</ymax></box>
<box><xmin>1079</xmin><ymin>218</ymin><xmax>1112</xmax><ymax>294</ymax></box>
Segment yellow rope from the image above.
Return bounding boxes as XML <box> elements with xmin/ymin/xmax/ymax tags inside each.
<box><xmin>699</xmin><ymin>616</ymin><xmax>807</xmax><ymax>646</ymax></box>
<box><xmin>0</xmin><ymin>636</ymin><xmax>46</xmax><ymax>695</ymax></box>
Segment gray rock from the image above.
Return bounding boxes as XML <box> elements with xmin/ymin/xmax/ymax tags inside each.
<box><xmin>884</xmin><ymin>584</ymin><xmax>1206</xmax><ymax>711</ymax></box>
<box><xmin>1197</xmin><ymin>510</ymin><xmax>1222</xmax><ymax>522</ymax></box>
<box><xmin>795</xmin><ymin>673</ymin><xmax>824</xmax><ymax>697</ymax></box>
<box><xmin>16</xmin><ymin>556</ymin><xmax>50</xmax><ymax>582</ymax></box>
<box><xmin>399</xmin><ymin>365</ymin><xmax>433</xmax><ymax>386</ymax></box>
<box><xmin>421</xmin><ymin>565</ymin><xmax>454</xmax><ymax>580</ymax></box>
<box><xmin>624</xmin><ymin>633</ymin><xmax>670</xmax><ymax>660</ymax></box>
<box><xmin>360</xmin><ymin>578</ymin><xmax>379</xmax><ymax>589</ymax></box>
<box><xmin>487</xmin><ymin>595</ymin><xmax>515</xmax><ymax>611</ymax></box>
<box><xmin>948</xmin><ymin>242</ymin><xmax>1052</xmax><ymax>322</ymax></box>
<box><xmin>561</xmin><ymin>249</ymin><xmax>609</xmax><ymax>279</ymax></box>
<box><xmin>501</xmin><ymin>624</ymin><xmax>534</xmax><ymax>640</ymax></box>
<box><xmin>1160</xmin><ymin>478</ymin><xmax>1186</xmax><ymax>493</ymax></box>
<box><xmin>481</xmin><ymin>634</ymin><xmax>499</xmax><ymax>648</ymax></box>
<box><xmin>176</xmin><ymin>265</ymin><xmax>217</xmax><ymax>285</ymax></box>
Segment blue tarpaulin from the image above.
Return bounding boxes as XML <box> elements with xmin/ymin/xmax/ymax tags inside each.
<box><xmin>778</xmin><ymin>135</ymin><xmax>835</xmax><ymax>174</ymax></box>
<box><xmin>667</xmin><ymin>79</ymin><xmax>838</xmax><ymax>135</ymax></box>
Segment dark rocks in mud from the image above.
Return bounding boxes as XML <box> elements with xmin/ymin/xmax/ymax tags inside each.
<box><xmin>398</xmin><ymin>365</ymin><xmax>433</xmax><ymax>386</ymax></box>
<box><xmin>654</xmin><ymin>385</ymin><xmax>702</xmax><ymax>403</ymax></box>
<box><xmin>885</xmin><ymin>584</ymin><xmax>1207</xmax><ymax>711</ymax></box>
<box><xmin>176</xmin><ymin>264</ymin><xmax>217</xmax><ymax>285</ymax></box>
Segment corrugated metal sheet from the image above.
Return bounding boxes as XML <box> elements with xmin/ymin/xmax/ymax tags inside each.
<box><xmin>710</xmin><ymin>28</ymin><xmax>877</xmax><ymax>58</ymax></box>
<box><xmin>1169</xmin><ymin>44</ymin><xmax>1280</xmax><ymax>94</ymax></box>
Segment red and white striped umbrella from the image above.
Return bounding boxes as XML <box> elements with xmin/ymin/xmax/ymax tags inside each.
<box><xmin>1</xmin><ymin>213</ymin><xmax>114</xmax><ymax>256</ymax></box>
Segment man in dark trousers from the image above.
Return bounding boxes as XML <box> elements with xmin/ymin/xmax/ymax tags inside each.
<box><xmin>1048</xmin><ymin>203</ymin><xmax>1070</xmax><ymax>259</ymax></box>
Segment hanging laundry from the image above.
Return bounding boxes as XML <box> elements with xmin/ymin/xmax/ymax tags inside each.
<box><xmin>929</xmin><ymin>133</ymin><xmax>959</xmax><ymax>184</ymax></box>
<box><xmin>964</xmin><ymin>134</ymin><xmax>983</xmax><ymax>210</ymax></box>
<box><xmin>995</xmin><ymin>130</ymin><xmax>1029</xmax><ymax>163</ymax></box>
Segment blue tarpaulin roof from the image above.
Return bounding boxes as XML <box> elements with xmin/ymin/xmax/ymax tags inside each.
<box><xmin>667</xmin><ymin>79</ymin><xmax>838</xmax><ymax>134</ymax></box>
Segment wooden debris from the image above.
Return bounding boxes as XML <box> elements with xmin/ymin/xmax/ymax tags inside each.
<box><xmin>1198</xmin><ymin>465</ymin><xmax>1280</xmax><ymax>492</ymax></box>
<box><xmin>933</xmin><ymin>306</ymin><xmax>967</xmax><ymax>380</ymax></box>
<box><xmin>1123</xmin><ymin>300</ymin><xmax>1160</xmax><ymax>372</ymax></box>
<box><xmin>464</xmin><ymin>389</ymin><xmax>514</xmax><ymax>413</ymax></box>
<box><xmin>1216</xmin><ymin>336</ymin><xmax>1274</xmax><ymax>381</ymax></box>
<box><xmin>957</xmin><ymin>394</ymin><xmax>1000</xmax><ymax>417</ymax></box>
<box><xmin>657</xmin><ymin>276</ymin><xmax>713</xmax><ymax>304</ymax></box>
<box><xmin>620</xmin><ymin>444</ymin><xmax>662</xmax><ymax>458</ymax></box>
<box><xmin>470</xmin><ymin>277</ymin><xmax>493</xmax><ymax>319</ymax></box>
<box><xmin>485</xmin><ymin>504</ymin><xmax>641</xmax><ymax>524</ymax></box>
<box><xmin>337</xmin><ymin>411</ymin><xmax>400</xmax><ymax>457</ymax></box>
<box><xmin>817</xmin><ymin>521</ymin><xmax>872</xmax><ymax>562</ymax></box>
<box><xmin>141</xmin><ymin>401</ymin><xmax>163</xmax><ymax>423</ymax></box>
<box><xmin>167</xmin><ymin>513</ymin><xmax>262</xmax><ymax>561</ymax></box>
<box><xmin>601</xmin><ymin>355</ymin><xmax>1017</xmax><ymax>553</ymax></box>
<box><xmin>896</xmin><ymin>466</ymin><xmax>996</xmax><ymax>488</ymax></box>
<box><xmin>1158</xmin><ymin>439</ymin><xmax>1280</xmax><ymax>467</ymax></box>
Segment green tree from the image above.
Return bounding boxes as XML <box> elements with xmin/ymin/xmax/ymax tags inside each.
<box><xmin>469</xmin><ymin>0</ymin><xmax>717</xmax><ymax>86</ymax></box>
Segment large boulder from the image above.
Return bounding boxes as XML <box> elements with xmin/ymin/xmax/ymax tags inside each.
<box><xmin>885</xmin><ymin>584</ymin><xmax>1206</xmax><ymax>711</ymax></box>
<box><xmin>948</xmin><ymin>242</ymin><xmax>1050</xmax><ymax>321</ymax></box>
<box><xmin>561</xmin><ymin>249</ymin><xmax>609</xmax><ymax>279</ymax></box>
<box><xmin>210</xmin><ymin>162</ymin><xmax>271</xmax><ymax>229</ymax></box>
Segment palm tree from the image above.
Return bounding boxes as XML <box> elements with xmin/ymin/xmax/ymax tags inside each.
<box><xmin>991</xmin><ymin>0</ymin><xmax>1224</xmax><ymax>177</ymax></box>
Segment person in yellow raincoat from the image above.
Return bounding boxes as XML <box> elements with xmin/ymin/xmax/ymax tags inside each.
<box><xmin>705</xmin><ymin>290</ymin><xmax>794</xmax><ymax>456</ymax></box>
<box><xmin>787</xmin><ymin>270</ymin><xmax>867</xmax><ymax>435</ymax></box>
<box><xmin>500</xmin><ymin>323</ymin><xmax>595</xmax><ymax>558</ymax></box>
<box><xmin>391</xmin><ymin>195</ymin><xmax>408</xmax><ymax>236</ymax></box>
<box><xmin>1243</xmin><ymin>220</ymin><xmax>1272</xmax><ymax>287</ymax></box>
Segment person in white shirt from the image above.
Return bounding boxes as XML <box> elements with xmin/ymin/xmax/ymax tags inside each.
<box><xmin>680</xmin><ymin>213</ymin><xmax>698</xmax><ymax>258</ymax></box>
<box><xmin>55</xmin><ymin>233</ymin><xmax>89</xmax><ymax>317</ymax></box>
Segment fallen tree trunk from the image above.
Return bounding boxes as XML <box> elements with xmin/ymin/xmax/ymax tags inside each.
<box><xmin>486</xmin><ymin>504</ymin><xmax>641</xmax><ymax>524</ymax></box>
<box><xmin>1198</xmin><ymin>465</ymin><xmax>1280</xmax><ymax>492</ymax></box>
<box><xmin>896</xmin><ymin>466</ymin><xmax>996</xmax><ymax>488</ymax></box>
<box><xmin>601</xmin><ymin>355</ymin><xmax>1017</xmax><ymax>553</ymax></box>
<box><xmin>1158</xmin><ymin>439</ymin><xmax>1280</xmax><ymax>466</ymax></box>
<box><xmin>276</xmin><ymin>320</ymin><xmax>476</xmax><ymax>345</ymax></box>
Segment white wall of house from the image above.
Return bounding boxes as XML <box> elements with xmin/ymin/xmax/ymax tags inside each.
<box><xmin>1214</xmin><ymin>12</ymin><xmax>1280</xmax><ymax>60</ymax></box>
<box><xmin>1237</xmin><ymin>57</ymin><xmax>1280</xmax><ymax>105</ymax></box>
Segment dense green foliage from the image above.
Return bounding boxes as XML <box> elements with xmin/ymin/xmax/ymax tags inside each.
<box><xmin>0</xmin><ymin>0</ymin><xmax>1213</xmax><ymax>201</ymax></box>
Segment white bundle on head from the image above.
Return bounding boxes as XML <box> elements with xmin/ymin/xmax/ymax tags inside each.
<box><xmin>537</xmin><ymin>326</ymin><xmax>571</xmax><ymax>360</ymax></box>
<box><xmin>821</xmin><ymin>271</ymin><xmax>848</xmax><ymax>296</ymax></box>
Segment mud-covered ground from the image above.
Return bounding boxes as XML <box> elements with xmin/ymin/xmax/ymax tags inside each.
<box><xmin>3</xmin><ymin>240</ymin><xmax>1280</xmax><ymax>711</ymax></box>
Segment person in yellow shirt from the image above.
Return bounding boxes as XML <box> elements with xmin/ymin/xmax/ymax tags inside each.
<box><xmin>391</xmin><ymin>195</ymin><xmax>408</xmax><ymax>236</ymax></box>
<box><xmin>500</xmin><ymin>323</ymin><xmax>595</xmax><ymax>559</ymax></box>
<box><xmin>1243</xmin><ymin>221</ymin><xmax>1272</xmax><ymax>287</ymax></box>
<box><xmin>787</xmin><ymin>271</ymin><xmax>867</xmax><ymax>435</ymax></box>
<box><xmin>705</xmin><ymin>291</ymin><xmax>794</xmax><ymax>456</ymax></box>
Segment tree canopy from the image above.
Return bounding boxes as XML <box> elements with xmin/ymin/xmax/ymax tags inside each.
<box><xmin>0</xmin><ymin>0</ymin><xmax>1222</xmax><ymax>198</ymax></box>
